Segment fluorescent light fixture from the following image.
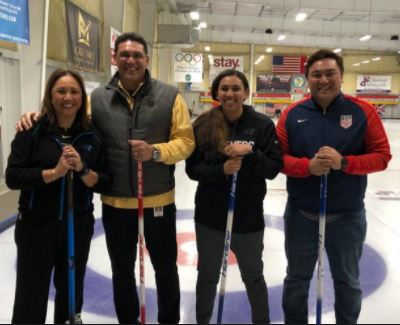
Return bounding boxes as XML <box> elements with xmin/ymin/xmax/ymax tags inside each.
<box><xmin>359</xmin><ymin>34</ymin><xmax>372</xmax><ymax>41</ymax></box>
<box><xmin>372</xmin><ymin>57</ymin><xmax>381</xmax><ymax>61</ymax></box>
<box><xmin>266</xmin><ymin>47</ymin><xmax>273</xmax><ymax>53</ymax></box>
<box><xmin>255</xmin><ymin>55</ymin><xmax>265</xmax><ymax>65</ymax></box>
<box><xmin>190</xmin><ymin>11</ymin><xmax>200</xmax><ymax>20</ymax></box>
<box><xmin>204</xmin><ymin>46</ymin><xmax>211</xmax><ymax>52</ymax></box>
<box><xmin>353</xmin><ymin>63</ymin><xmax>360</xmax><ymax>66</ymax></box>
<box><xmin>333</xmin><ymin>48</ymin><xmax>342</xmax><ymax>53</ymax></box>
<box><xmin>295</xmin><ymin>12</ymin><xmax>307</xmax><ymax>22</ymax></box>
<box><xmin>277</xmin><ymin>34</ymin><xmax>286</xmax><ymax>41</ymax></box>
<box><xmin>361</xmin><ymin>60</ymin><xmax>370</xmax><ymax>64</ymax></box>
<box><xmin>199</xmin><ymin>22</ymin><xmax>207</xmax><ymax>29</ymax></box>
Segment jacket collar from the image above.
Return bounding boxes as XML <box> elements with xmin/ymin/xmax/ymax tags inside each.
<box><xmin>303</xmin><ymin>92</ymin><xmax>345</xmax><ymax>113</ymax></box>
<box><xmin>107</xmin><ymin>69</ymin><xmax>152</xmax><ymax>99</ymax></box>
<box><xmin>217</xmin><ymin>104</ymin><xmax>254</xmax><ymax>125</ymax></box>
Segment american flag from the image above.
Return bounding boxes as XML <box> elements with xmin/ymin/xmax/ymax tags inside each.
<box><xmin>272</xmin><ymin>56</ymin><xmax>307</xmax><ymax>74</ymax></box>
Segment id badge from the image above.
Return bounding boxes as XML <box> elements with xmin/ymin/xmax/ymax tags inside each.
<box><xmin>154</xmin><ymin>206</ymin><xmax>164</xmax><ymax>217</ymax></box>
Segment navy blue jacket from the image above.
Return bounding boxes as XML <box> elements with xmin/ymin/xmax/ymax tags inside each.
<box><xmin>277</xmin><ymin>93</ymin><xmax>391</xmax><ymax>214</ymax></box>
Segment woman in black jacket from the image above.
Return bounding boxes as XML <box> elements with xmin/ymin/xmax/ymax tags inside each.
<box><xmin>186</xmin><ymin>69</ymin><xmax>282</xmax><ymax>324</ymax></box>
<box><xmin>6</xmin><ymin>69</ymin><xmax>111</xmax><ymax>324</ymax></box>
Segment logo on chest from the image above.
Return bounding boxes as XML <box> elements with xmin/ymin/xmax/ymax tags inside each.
<box><xmin>340</xmin><ymin>115</ymin><xmax>352</xmax><ymax>129</ymax></box>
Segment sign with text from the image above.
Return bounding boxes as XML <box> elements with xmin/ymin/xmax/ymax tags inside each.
<box><xmin>209</xmin><ymin>56</ymin><xmax>244</xmax><ymax>83</ymax></box>
<box><xmin>356</xmin><ymin>75</ymin><xmax>391</xmax><ymax>93</ymax></box>
<box><xmin>291</xmin><ymin>74</ymin><xmax>308</xmax><ymax>93</ymax></box>
<box><xmin>256</xmin><ymin>74</ymin><xmax>291</xmax><ymax>92</ymax></box>
<box><xmin>65</xmin><ymin>0</ymin><xmax>100</xmax><ymax>71</ymax></box>
<box><xmin>252</xmin><ymin>92</ymin><xmax>292</xmax><ymax>104</ymax></box>
<box><xmin>110</xmin><ymin>26</ymin><xmax>121</xmax><ymax>76</ymax></box>
<box><xmin>173</xmin><ymin>52</ymin><xmax>203</xmax><ymax>83</ymax></box>
<box><xmin>0</xmin><ymin>0</ymin><xmax>29</xmax><ymax>44</ymax></box>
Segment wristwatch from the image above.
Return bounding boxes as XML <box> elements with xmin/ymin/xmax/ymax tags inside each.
<box><xmin>77</xmin><ymin>161</ymin><xmax>90</xmax><ymax>177</ymax></box>
<box><xmin>341</xmin><ymin>156</ymin><xmax>349</xmax><ymax>171</ymax></box>
<box><xmin>152</xmin><ymin>146</ymin><xmax>161</xmax><ymax>161</ymax></box>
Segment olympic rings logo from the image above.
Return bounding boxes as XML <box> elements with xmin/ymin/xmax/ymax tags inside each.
<box><xmin>175</xmin><ymin>53</ymin><xmax>202</xmax><ymax>66</ymax></box>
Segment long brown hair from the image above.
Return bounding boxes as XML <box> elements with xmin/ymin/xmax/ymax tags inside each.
<box><xmin>40</xmin><ymin>68</ymin><xmax>90</xmax><ymax>129</ymax></box>
<box><xmin>193</xmin><ymin>107</ymin><xmax>229</xmax><ymax>161</ymax></box>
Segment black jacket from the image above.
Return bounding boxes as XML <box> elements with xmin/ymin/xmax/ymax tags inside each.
<box><xmin>6</xmin><ymin>117</ymin><xmax>112</xmax><ymax>222</ymax></box>
<box><xmin>186</xmin><ymin>105</ymin><xmax>282</xmax><ymax>233</ymax></box>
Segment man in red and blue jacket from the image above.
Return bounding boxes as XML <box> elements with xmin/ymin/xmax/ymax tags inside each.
<box><xmin>277</xmin><ymin>49</ymin><xmax>391</xmax><ymax>324</ymax></box>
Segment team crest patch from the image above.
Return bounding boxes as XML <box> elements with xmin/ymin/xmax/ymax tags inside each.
<box><xmin>340</xmin><ymin>115</ymin><xmax>352</xmax><ymax>129</ymax></box>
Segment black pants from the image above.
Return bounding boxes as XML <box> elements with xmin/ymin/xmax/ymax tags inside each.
<box><xmin>12</xmin><ymin>214</ymin><xmax>94</xmax><ymax>324</ymax></box>
<box><xmin>102</xmin><ymin>203</ymin><xmax>180</xmax><ymax>324</ymax></box>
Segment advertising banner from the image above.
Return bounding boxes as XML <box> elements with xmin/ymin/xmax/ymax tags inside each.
<box><xmin>110</xmin><ymin>26</ymin><xmax>121</xmax><ymax>76</ymax></box>
<box><xmin>256</xmin><ymin>74</ymin><xmax>291</xmax><ymax>92</ymax></box>
<box><xmin>209</xmin><ymin>56</ymin><xmax>244</xmax><ymax>83</ymax></box>
<box><xmin>65</xmin><ymin>0</ymin><xmax>100</xmax><ymax>71</ymax></box>
<box><xmin>0</xmin><ymin>0</ymin><xmax>29</xmax><ymax>44</ymax></box>
<box><xmin>356</xmin><ymin>75</ymin><xmax>391</xmax><ymax>93</ymax></box>
<box><xmin>173</xmin><ymin>52</ymin><xmax>203</xmax><ymax>83</ymax></box>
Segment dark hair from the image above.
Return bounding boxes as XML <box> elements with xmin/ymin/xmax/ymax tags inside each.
<box><xmin>114</xmin><ymin>32</ymin><xmax>148</xmax><ymax>54</ymax></box>
<box><xmin>193</xmin><ymin>108</ymin><xmax>229</xmax><ymax>161</ymax></box>
<box><xmin>41</xmin><ymin>68</ymin><xmax>90</xmax><ymax>129</ymax></box>
<box><xmin>211</xmin><ymin>69</ymin><xmax>249</xmax><ymax>100</ymax></box>
<box><xmin>305</xmin><ymin>49</ymin><xmax>344</xmax><ymax>78</ymax></box>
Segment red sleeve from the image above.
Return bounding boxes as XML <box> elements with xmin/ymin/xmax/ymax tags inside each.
<box><xmin>276</xmin><ymin>104</ymin><xmax>311</xmax><ymax>177</ymax></box>
<box><xmin>344</xmin><ymin>99</ymin><xmax>392</xmax><ymax>175</ymax></box>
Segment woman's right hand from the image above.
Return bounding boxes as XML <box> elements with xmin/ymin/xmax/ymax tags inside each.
<box><xmin>15</xmin><ymin>112</ymin><xmax>40</xmax><ymax>132</ymax></box>
<box><xmin>223</xmin><ymin>157</ymin><xmax>243</xmax><ymax>175</ymax></box>
<box><xmin>54</xmin><ymin>153</ymin><xmax>74</xmax><ymax>178</ymax></box>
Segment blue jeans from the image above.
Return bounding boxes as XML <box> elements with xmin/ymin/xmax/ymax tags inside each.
<box><xmin>282</xmin><ymin>202</ymin><xmax>367</xmax><ymax>324</ymax></box>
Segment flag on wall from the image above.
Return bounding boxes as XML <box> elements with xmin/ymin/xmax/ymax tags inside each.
<box><xmin>272</xmin><ymin>56</ymin><xmax>307</xmax><ymax>74</ymax></box>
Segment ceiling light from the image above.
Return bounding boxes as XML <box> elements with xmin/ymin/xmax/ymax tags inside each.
<box><xmin>199</xmin><ymin>22</ymin><xmax>207</xmax><ymax>29</ymax></box>
<box><xmin>190</xmin><ymin>11</ymin><xmax>199</xmax><ymax>20</ymax></box>
<box><xmin>333</xmin><ymin>48</ymin><xmax>342</xmax><ymax>53</ymax></box>
<box><xmin>295</xmin><ymin>12</ymin><xmax>307</xmax><ymax>22</ymax></box>
<box><xmin>353</xmin><ymin>63</ymin><xmax>360</xmax><ymax>66</ymax></box>
<box><xmin>255</xmin><ymin>55</ymin><xmax>265</xmax><ymax>65</ymax></box>
<box><xmin>361</xmin><ymin>60</ymin><xmax>370</xmax><ymax>64</ymax></box>
<box><xmin>266</xmin><ymin>47</ymin><xmax>273</xmax><ymax>53</ymax></box>
<box><xmin>359</xmin><ymin>34</ymin><xmax>372</xmax><ymax>41</ymax></box>
<box><xmin>204</xmin><ymin>46</ymin><xmax>211</xmax><ymax>52</ymax></box>
<box><xmin>372</xmin><ymin>57</ymin><xmax>381</xmax><ymax>61</ymax></box>
<box><xmin>277</xmin><ymin>34</ymin><xmax>286</xmax><ymax>41</ymax></box>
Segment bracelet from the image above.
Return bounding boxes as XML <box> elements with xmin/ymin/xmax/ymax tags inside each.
<box><xmin>52</xmin><ymin>169</ymin><xmax>56</xmax><ymax>182</ymax></box>
<box><xmin>77</xmin><ymin>161</ymin><xmax>90</xmax><ymax>178</ymax></box>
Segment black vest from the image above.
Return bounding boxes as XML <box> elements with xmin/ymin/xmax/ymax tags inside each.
<box><xmin>91</xmin><ymin>77</ymin><xmax>178</xmax><ymax>197</ymax></box>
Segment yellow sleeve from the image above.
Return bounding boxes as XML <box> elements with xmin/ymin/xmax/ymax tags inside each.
<box><xmin>154</xmin><ymin>93</ymin><xmax>195</xmax><ymax>165</ymax></box>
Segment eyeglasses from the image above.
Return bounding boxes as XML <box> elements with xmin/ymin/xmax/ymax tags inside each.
<box><xmin>118</xmin><ymin>51</ymin><xmax>147</xmax><ymax>61</ymax></box>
